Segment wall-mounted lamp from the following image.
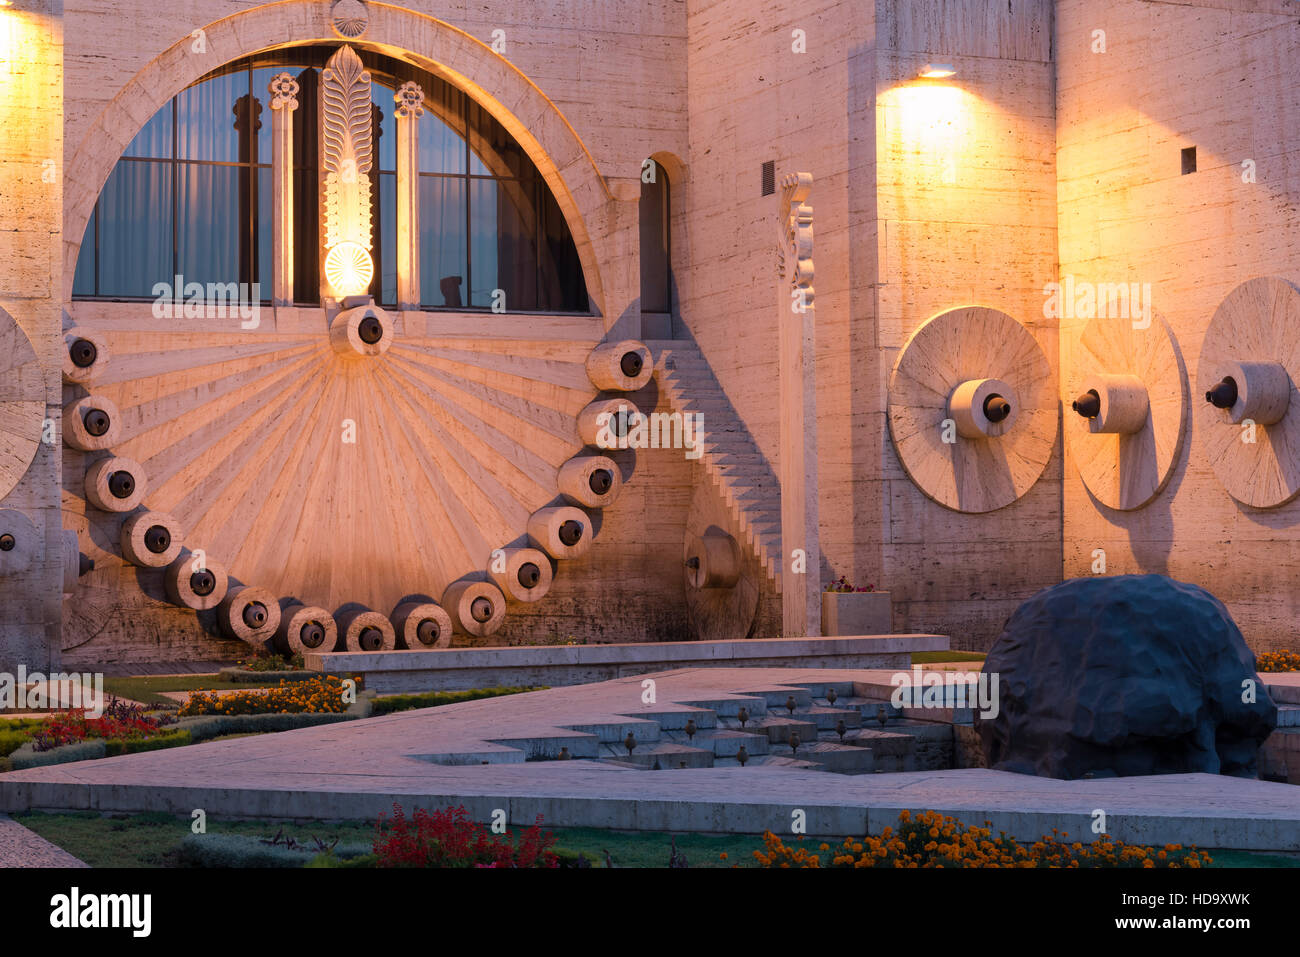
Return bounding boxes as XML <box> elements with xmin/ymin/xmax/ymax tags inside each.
<box><xmin>919</xmin><ymin>63</ymin><xmax>956</xmax><ymax>79</ymax></box>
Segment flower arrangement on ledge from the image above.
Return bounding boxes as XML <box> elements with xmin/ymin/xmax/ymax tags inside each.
<box><xmin>753</xmin><ymin>809</ymin><xmax>1211</xmax><ymax>869</ymax></box>
<box><xmin>178</xmin><ymin>675</ymin><xmax>354</xmax><ymax>717</ymax></box>
<box><xmin>824</xmin><ymin>576</ymin><xmax>875</xmax><ymax>593</ymax></box>
<box><xmin>1258</xmin><ymin>651</ymin><xmax>1300</xmax><ymax>673</ymax></box>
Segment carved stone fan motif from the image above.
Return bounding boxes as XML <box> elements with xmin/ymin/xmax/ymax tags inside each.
<box><xmin>64</xmin><ymin>318</ymin><xmax>605</xmax><ymax>619</ymax></box>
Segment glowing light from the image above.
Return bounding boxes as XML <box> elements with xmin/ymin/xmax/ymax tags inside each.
<box><xmin>324</xmin><ymin>241</ymin><xmax>373</xmax><ymax>298</ymax></box>
<box><xmin>920</xmin><ymin>63</ymin><xmax>956</xmax><ymax>79</ymax></box>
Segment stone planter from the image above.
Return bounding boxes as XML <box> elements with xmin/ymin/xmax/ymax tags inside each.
<box><xmin>821</xmin><ymin>591</ymin><xmax>891</xmax><ymax>636</ymax></box>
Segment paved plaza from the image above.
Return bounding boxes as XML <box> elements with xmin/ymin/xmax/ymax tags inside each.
<box><xmin>2</xmin><ymin>668</ymin><xmax>1299</xmax><ymax>850</ymax></box>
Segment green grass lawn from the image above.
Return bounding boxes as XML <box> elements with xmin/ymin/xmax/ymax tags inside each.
<box><xmin>15</xmin><ymin>811</ymin><xmax>753</xmax><ymax>868</ymax></box>
<box><xmin>16</xmin><ymin>811</ymin><xmax>1300</xmax><ymax>869</ymax></box>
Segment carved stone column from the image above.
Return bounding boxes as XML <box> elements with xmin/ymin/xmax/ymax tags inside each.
<box><xmin>268</xmin><ymin>73</ymin><xmax>299</xmax><ymax>306</ymax></box>
<box><xmin>394</xmin><ymin>81</ymin><xmax>423</xmax><ymax>310</ymax></box>
<box><xmin>777</xmin><ymin>172</ymin><xmax>821</xmax><ymax>637</ymax></box>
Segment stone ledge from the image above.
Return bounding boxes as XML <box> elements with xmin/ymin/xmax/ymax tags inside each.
<box><xmin>305</xmin><ymin>634</ymin><xmax>949</xmax><ymax>693</ymax></box>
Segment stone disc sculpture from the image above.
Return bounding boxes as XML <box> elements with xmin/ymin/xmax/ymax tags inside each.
<box><xmin>979</xmin><ymin>574</ymin><xmax>1277</xmax><ymax>779</ymax></box>
<box><xmin>1196</xmin><ymin>276</ymin><xmax>1300</xmax><ymax>508</ymax></box>
<box><xmin>0</xmin><ymin>307</ymin><xmax>48</xmax><ymax>501</ymax></box>
<box><xmin>888</xmin><ymin>306</ymin><xmax>1056</xmax><ymax>513</ymax></box>
<box><xmin>682</xmin><ymin>481</ymin><xmax>759</xmax><ymax>641</ymax></box>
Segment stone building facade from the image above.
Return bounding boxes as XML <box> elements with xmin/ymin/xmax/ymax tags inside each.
<box><xmin>0</xmin><ymin>0</ymin><xmax>1296</xmax><ymax>669</ymax></box>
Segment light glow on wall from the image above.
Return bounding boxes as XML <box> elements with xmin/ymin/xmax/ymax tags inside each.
<box><xmin>883</xmin><ymin>83</ymin><xmax>971</xmax><ymax>186</ymax></box>
<box><xmin>324</xmin><ymin>241</ymin><xmax>374</xmax><ymax>298</ymax></box>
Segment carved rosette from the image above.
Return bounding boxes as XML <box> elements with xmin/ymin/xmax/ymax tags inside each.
<box><xmin>268</xmin><ymin>73</ymin><xmax>300</xmax><ymax>112</ymax></box>
<box><xmin>394</xmin><ymin>80</ymin><xmax>425</xmax><ymax>120</ymax></box>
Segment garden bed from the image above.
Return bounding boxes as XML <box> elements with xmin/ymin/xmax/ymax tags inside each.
<box><xmin>217</xmin><ymin>668</ymin><xmax>319</xmax><ymax>684</ymax></box>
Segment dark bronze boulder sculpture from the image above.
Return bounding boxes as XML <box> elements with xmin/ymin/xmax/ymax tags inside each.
<box><xmin>979</xmin><ymin>574</ymin><xmax>1277</xmax><ymax>779</ymax></box>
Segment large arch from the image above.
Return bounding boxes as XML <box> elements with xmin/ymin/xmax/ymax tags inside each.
<box><xmin>62</xmin><ymin>0</ymin><xmax>611</xmax><ymax>315</ymax></box>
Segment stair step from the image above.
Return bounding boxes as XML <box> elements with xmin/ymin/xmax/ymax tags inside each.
<box><xmin>563</xmin><ymin>719</ymin><xmax>662</xmax><ymax>743</ymax></box>
<box><xmin>598</xmin><ymin>742</ymin><xmax>714</xmax><ymax>769</ymax></box>
<box><xmin>714</xmin><ymin>754</ymin><xmax>823</xmax><ymax>771</ymax></box>
<box><xmin>663</xmin><ymin>728</ymin><xmax>770</xmax><ymax>757</ymax></box>
<box><xmin>804</xmin><ymin>706</ymin><xmax>863</xmax><ymax>731</ymax></box>
<box><xmin>786</xmin><ymin>741</ymin><xmax>875</xmax><ymax>774</ymax></box>
<box><xmin>842</xmin><ymin>729</ymin><xmax>916</xmax><ymax>756</ymax></box>
<box><xmin>748</xmin><ymin>717</ymin><xmax>820</xmax><ymax>745</ymax></box>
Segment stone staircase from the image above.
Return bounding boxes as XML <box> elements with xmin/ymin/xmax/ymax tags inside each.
<box><xmin>647</xmin><ymin>340</ymin><xmax>782</xmax><ymax>583</ymax></box>
<box><xmin>419</xmin><ymin>677</ymin><xmax>980</xmax><ymax>776</ymax></box>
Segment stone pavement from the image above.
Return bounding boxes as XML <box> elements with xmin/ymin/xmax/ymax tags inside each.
<box><xmin>0</xmin><ymin>668</ymin><xmax>1297</xmax><ymax>850</ymax></box>
<box><xmin>0</xmin><ymin>815</ymin><xmax>87</xmax><ymax>868</ymax></box>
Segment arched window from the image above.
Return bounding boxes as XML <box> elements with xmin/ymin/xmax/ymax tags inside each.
<box><xmin>72</xmin><ymin>47</ymin><xmax>590</xmax><ymax>313</ymax></box>
<box><xmin>639</xmin><ymin>159</ymin><xmax>671</xmax><ymax>316</ymax></box>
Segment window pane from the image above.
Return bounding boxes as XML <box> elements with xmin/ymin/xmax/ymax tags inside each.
<box><xmin>378</xmin><ymin>171</ymin><xmax>396</xmax><ymax>306</ymax></box>
<box><xmin>98</xmin><ymin>160</ymin><xmax>172</xmax><ymax>297</ymax></box>
<box><xmin>177</xmin><ymin>164</ymin><xmax>241</xmax><ymax>287</ymax></box>
<box><xmin>540</xmin><ymin>188</ymin><xmax>589</xmax><ymax>313</ymax></box>
<box><xmin>292</xmin><ymin>162</ymin><xmax>320</xmax><ymax>304</ymax></box>
<box><xmin>123</xmin><ymin>103</ymin><xmax>173</xmax><ymax>159</ymax></box>
<box><xmin>257</xmin><ymin>166</ymin><xmax>272</xmax><ymax>298</ymax></box>
<box><xmin>470</xmin><ymin>177</ymin><xmax>538</xmax><ymax>311</ymax></box>
<box><xmin>466</xmin><ymin>100</ymin><xmax>526</xmax><ymax>178</ymax></box>
<box><xmin>291</xmin><ymin>67</ymin><xmax>319</xmax><ymax>170</ymax></box>
<box><xmin>373</xmin><ymin>81</ymin><xmax>395</xmax><ymax>173</ymax></box>
<box><xmin>177</xmin><ymin>70</ymin><xmax>249</xmax><ymax>163</ymax></box>
<box><xmin>72</xmin><ymin>208</ymin><xmax>96</xmax><ymax>297</ymax></box>
<box><xmin>419</xmin><ymin>82</ymin><xmax>466</xmax><ymax>175</ymax></box>
<box><xmin>419</xmin><ymin>176</ymin><xmax>467</xmax><ymax>308</ymax></box>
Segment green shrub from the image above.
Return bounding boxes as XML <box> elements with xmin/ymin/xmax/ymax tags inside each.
<box><xmin>0</xmin><ymin>730</ymin><xmax>31</xmax><ymax>758</ymax></box>
<box><xmin>217</xmin><ymin>668</ymin><xmax>318</xmax><ymax>684</ymax></box>
<box><xmin>178</xmin><ymin>833</ymin><xmax>372</xmax><ymax>868</ymax></box>
<box><xmin>103</xmin><ymin>728</ymin><xmax>192</xmax><ymax>757</ymax></box>
<box><xmin>305</xmin><ymin>851</ymin><xmax>378</xmax><ymax>868</ymax></box>
<box><xmin>370</xmin><ymin>686</ymin><xmax>542</xmax><ymax>716</ymax></box>
<box><xmin>10</xmin><ymin>739</ymin><xmax>106</xmax><ymax>770</ymax></box>
<box><xmin>178</xmin><ymin>711</ymin><xmax>357</xmax><ymax>742</ymax></box>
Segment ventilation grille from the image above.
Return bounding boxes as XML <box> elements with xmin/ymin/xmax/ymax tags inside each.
<box><xmin>761</xmin><ymin>160</ymin><xmax>775</xmax><ymax>196</ymax></box>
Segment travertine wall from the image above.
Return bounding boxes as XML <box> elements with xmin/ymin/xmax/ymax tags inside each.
<box><xmin>33</xmin><ymin>0</ymin><xmax>1300</xmax><ymax>665</ymax></box>
<box><xmin>0</xmin><ymin>1</ymin><xmax>64</xmax><ymax>673</ymax></box>
<box><xmin>1056</xmin><ymin>0</ymin><xmax>1300</xmax><ymax>651</ymax></box>
<box><xmin>55</xmin><ymin>0</ymin><xmax>765</xmax><ymax>663</ymax></box>
<box><xmin>683</xmin><ymin>0</ymin><xmax>1059</xmax><ymax>648</ymax></box>
<box><xmin>873</xmin><ymin>0</ymin><xmax>1060</xmax><ymax>649</ymax></box>
<box><xmin>682</xmin><ymin>0</ymin><xmax>867</xmax><ymax>615</ymax></box>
